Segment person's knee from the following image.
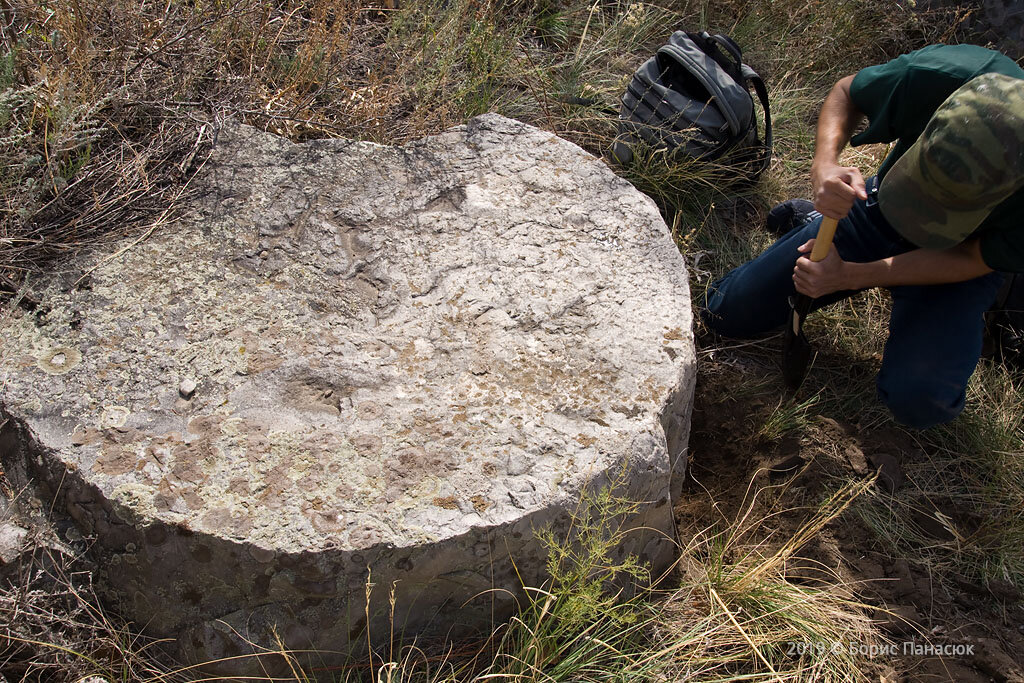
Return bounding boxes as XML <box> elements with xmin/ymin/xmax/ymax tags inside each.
<box><xmin>700</xmin><ymin>281</ymin><xmax>787</xmax><ymax>339</ymax></box>
<box><xmin>877</xmin><ymin>376</ymin><xmax>965</xmax><ymax>430</ymax></box>
<box><xmin>700</xmin><ymin>294</ymin><xmax>754</xmax><ymax>338</ymax></box>
<box><xmin>699</xmin><ymin>291</ymin><xmax>740</xmax><ymax>337</ymax></box>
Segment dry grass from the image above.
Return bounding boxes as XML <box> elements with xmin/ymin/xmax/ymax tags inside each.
<box><xmin>0</xmin><ymin>536</ymin><xmax>177</xmax><ymax>682</ymax></box>
<box><xmin>0</xmin><ymin>469</ymin><xmax>886</xmax><ymax>682</ymax></box>
<box><xmin>0</xmin><ymin>0</ymin><xmax>967</xmax><ymax>287</ymax></box>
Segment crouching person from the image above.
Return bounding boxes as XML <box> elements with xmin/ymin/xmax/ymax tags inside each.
<box><xmin>701</xmin><ymin>44</ymin><xmax>1024</xmax><ymax>429</ymax></box>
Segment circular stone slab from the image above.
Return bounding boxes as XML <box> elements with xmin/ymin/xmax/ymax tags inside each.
<box><xmin>0</xmin><ymin>115</ymin><xmax>694</xmax><ymax>670</ymax></box>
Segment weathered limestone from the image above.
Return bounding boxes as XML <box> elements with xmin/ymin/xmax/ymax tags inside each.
<box><xmin>0</xmin><ymin>115</ymin><xmax>695</xmax><ymax>672</ymax></box>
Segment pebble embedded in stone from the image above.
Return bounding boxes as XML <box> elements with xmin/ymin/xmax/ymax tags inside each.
<box><xmin>35</xmin><ymin>346</ymin><xmax>82</xmax><ymax>375</ymax></box>
<box><xmin>179</xmin><ymin>378</ymin><xmax>198</xmax><ymax>400</ymax></box>
<box><xmin>99</xmin><ymin>405</ymin><xmax>130</xmax><ymax>430</ymax></box>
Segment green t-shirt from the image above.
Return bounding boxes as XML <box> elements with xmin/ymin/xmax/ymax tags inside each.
<box><xmin>849</xmin><ymin>44</ymin><xmax>1024</xmax><ymax>272</ymax></box>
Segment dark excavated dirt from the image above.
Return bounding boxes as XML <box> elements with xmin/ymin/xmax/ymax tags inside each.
<box><xmin>680</xmin><ymin>358</ymin><xmax>1024</xmax><ymax>682</ymax></box>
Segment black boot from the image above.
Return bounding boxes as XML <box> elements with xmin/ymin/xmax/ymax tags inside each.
<box><xmin>765</xmin><ymin>198</ymin><xmax>819</xmax><ymax>238</ymax></box>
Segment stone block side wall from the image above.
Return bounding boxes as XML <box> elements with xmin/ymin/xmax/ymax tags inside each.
<box><xmin>1</xmin><ymin>401</ymin><xmax>685</xmax><ymax>676</ymax></box>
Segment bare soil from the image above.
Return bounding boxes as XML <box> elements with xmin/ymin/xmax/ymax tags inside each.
<box><xmin>679</xmin><ymin>357</ymin><xmax>1024</xmax><ymax>682</ymax></box>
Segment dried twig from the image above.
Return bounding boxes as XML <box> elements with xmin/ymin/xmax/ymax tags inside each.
<box><xmin>0</xmin><ymin>273</ymin><xmax>39</xmax><ymax>312</ymax></box>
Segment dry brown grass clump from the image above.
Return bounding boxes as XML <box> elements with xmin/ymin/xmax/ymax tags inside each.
<box><xmin>0</xmin><ymin>537</ymin><xmax>175</xmax><ymax>681</ymax></box>
<box><xmin>0</xmin><ymin>0</ymin><xmax>374</xmax><ymax>286</ymax></box>
<box><xmin>0</xmin><ymin>0</ymin><xmax>969</xmax><ymax>293</ymax></box>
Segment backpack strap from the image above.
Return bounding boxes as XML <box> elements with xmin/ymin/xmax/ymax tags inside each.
<box><xmin>742</xmin><ymin>64</ymin><xmax>773</xmax><ymax>177</ymax></box>
<box><xmin>685</xmin><ymin>31</ymin><xmax>744</xmax><ymax>82</ymax></box>
<box><xmin>657</xmin><ymin>36</ymin><xmax>747</xmax><ymax>138</ymax></box>
<box><xmin>709</xmin><ymin>34</ymin><xmax>744</xmax><ymax>71</ymax></box>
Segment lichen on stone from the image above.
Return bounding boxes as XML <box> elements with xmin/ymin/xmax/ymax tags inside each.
<box><xmin>36</xmin><ymin>346</ymin><xmax>82</xmax><ymax>375</ymax></box>
<box><xmin>99</xmin><ymin>405</ymin><xmax>131</xmax><ymax>430</ymax></box>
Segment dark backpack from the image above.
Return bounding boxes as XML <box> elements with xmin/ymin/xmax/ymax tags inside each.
<box><xmin>611</xmin><ymin>31</ymin><xmax>772</xmax><ymax>183</ymax></box>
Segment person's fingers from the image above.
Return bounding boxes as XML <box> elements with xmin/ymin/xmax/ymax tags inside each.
<box><xmin>797</xmin><ymin>239</ymin><xmax>814</xmax><ymax>254</ymax></box>
<box><xmin>829</xmin><ymin>174</ymin><xmax>859</xmax><ymax>198</ymax></box>
<box><xmin>793</xmin><ymin>244</ymin><xmax>843</xmax><ymax>298</ymax></box>
<box><xmin>792</xmin><ymin>272</ymin><xmax>814</xmax><ymax>297</ymax></box>
<box><xmin>814</xmin><ymin>165</ymin><xmax>864</xmax><ymax>218</ymax></box>
<box><xmin>850</xmin><ymin>169</ymin><xmax>868</xmax><ymax>200</ymax></box>
<box><xmin>793</xmin><ymin>271</ymin><xmax>824</xmax><ymax>298</ymax></box>
<box><xmin>794</xmin><ymin>257</ymin><xmax>819</xmax><ymax>277</ymax></box>
<box><xmin>821</xmin><ymin>180</ymin><xmax>857</xmax><ymax>205</ymax></box>
<box><xmin>817</xmin><ymin>200</ymin><xmax>852</xmax><ymax>221</ymax></box>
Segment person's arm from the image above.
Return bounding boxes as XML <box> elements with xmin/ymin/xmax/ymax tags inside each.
<box><xmin>810</xmin><ymin>75</ymin><xmax>869</xmax><ymax>219</ymax></box>
<box><xmin>792</xmin><ymin>238</ymin><xmax>993</xmax><ymax>298</ymax></box>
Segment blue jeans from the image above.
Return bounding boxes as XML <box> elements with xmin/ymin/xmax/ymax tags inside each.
<box><xmin>701</xmin><ymin>178</ymin><xmax>1004</xmax><ymax>429</ymax></box>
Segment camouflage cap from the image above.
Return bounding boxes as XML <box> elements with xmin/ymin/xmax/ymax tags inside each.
<box><xmin>878</xmin><ymin>72</ymin><xmax>1024</xmax><ymax>249</ymax></box>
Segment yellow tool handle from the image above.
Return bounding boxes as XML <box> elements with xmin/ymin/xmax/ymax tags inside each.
<box><xmin>809</xmin><ymin>216</ymin><xmax>839</xmax><ymax>262</ymax></box>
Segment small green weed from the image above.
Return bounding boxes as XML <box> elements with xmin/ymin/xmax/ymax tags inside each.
<box><xmin>757</xmin><ymin>392</ymin><xmax>822</xmax><ymax>443</ymax></box>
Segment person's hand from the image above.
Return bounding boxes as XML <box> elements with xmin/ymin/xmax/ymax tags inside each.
<box><xmin>811</xmin><ymin>162</ymin><xmax>867</xmax><ymax>220</ymax></box>
<box><xmin>793</xmin><ymin>239</ymin><xmax>849</xmax><ymax>298</ymax></box>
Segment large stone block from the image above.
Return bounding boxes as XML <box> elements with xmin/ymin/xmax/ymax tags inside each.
<box><xmin>0</xmin><ymin>115</ymin><xmax>695</xmax><ymax>673</ymax></box>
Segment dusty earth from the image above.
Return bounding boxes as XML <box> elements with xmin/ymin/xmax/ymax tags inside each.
<box><xmin>680</xmin><ymin>352</ymin><xmax>1024</xmax><ymax>682</ymax></box>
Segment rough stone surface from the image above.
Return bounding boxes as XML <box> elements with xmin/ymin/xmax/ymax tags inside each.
<box><xmin>0</xmin><ymin>115</ymin><xmax>695</xmax><ymax>672</ymax></box>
